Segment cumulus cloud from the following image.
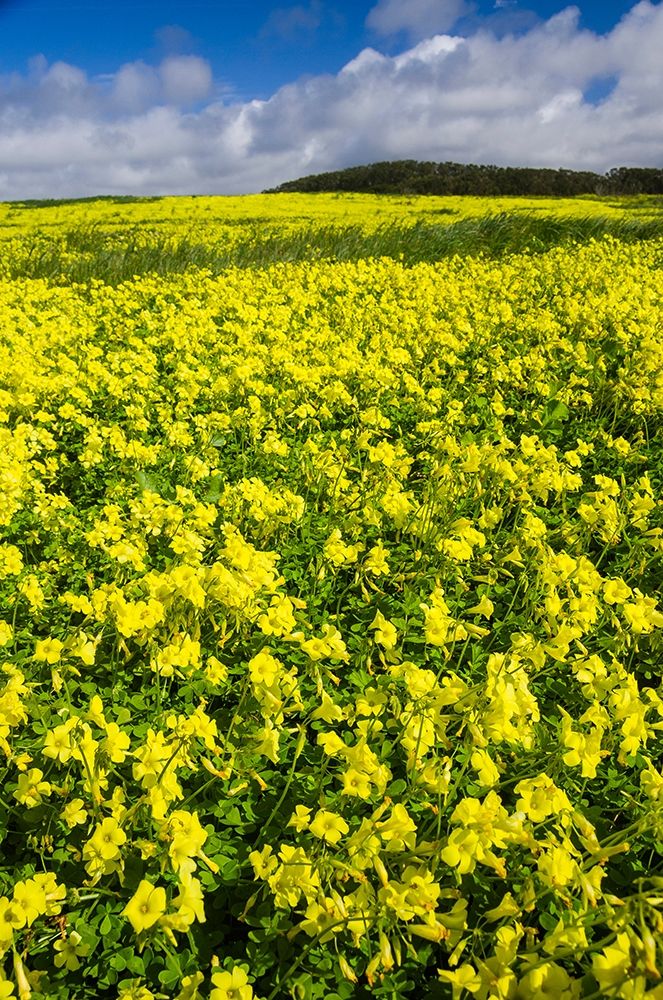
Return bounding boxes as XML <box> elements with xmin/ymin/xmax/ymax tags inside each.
<box><xmin>160</xmin><ymin>55</ymin><xmax>213</xmax><ymax>106</ymax></box>
<box><xmin>366</xmin><ymin>0</ymin><xmax>474</xmax><ymax>39</ymax></box>
<box><xmin>1</xmin><ymin>2</ymin><xmax>663</xmax><ymax>199</ymax></box>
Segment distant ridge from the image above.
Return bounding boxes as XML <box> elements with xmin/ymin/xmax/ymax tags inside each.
<box><xmin>264</xmin><ymin>161</ymin><xmax>663</xmax><ymax>197</ymax></box>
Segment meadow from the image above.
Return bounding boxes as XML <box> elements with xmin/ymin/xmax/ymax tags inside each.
<box><xmin>0</xmin><ymin>193</ymin><xmax>662</xmax><ymax>1000</ymax></box>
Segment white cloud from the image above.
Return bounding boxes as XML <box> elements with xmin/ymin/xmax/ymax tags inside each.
<box><xmin>160</xmin><ymin>56</ymin><xmax>212</xmax><ymax>106</ymax></box>
<box><xmin>0</xmin><ymin>2</ymin><xmax>662</xmax><ymax>199</ymax></box>
<box><xmin>111</xmin><ymin>62</ymin><xmax>160</xmax><ymax>114</ymax></box>
<box><xmin>366</xmin><ymin>0</ymin><xmax>474</xmax><ymax>39</ymax></box>
<box><xmin>537</xmin><ymin>88</ymin><xmax>583</xmax><ymax>124</ymax></box>
<box><xmin>105</xmin><ymin>56</ymin><xmax>212</xmax><ymax>114</ymax></box>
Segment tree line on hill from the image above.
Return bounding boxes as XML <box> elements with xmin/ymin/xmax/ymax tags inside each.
<box><xmin>264</xmin><ymin>162</ymin><xmax>663</xmax><ymax>196</ymax></box>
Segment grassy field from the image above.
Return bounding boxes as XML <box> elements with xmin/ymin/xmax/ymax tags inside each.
<box><xmin>3</xmin><ymin>191</ymin><xmax>663</xmax><ymax>231</ymax></box>
<box><xmin>0</xmin><ymin>194</ymin><xmax>662</xmax><ymax>1000</ymax></box>
<box><xmin>2</xmin><ymin>191</ymin><xmax>663</xmax><ymax>285</ymax></box>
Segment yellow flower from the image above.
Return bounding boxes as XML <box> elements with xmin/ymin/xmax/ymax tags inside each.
<box><xmin>470</xmin><ymin>749</ymin><xmax>500</xmax><ymax>787</ymax></box>
<box><xmin>205</xmin><ymin>656</ymin><xmax>228</xmax><ymax>685</ymax></box>
<box><xmin>0</xmin><ymin>895</ymin><xmax>26</xmax><ymax>933</ymax></box>
<box><xmin>370</xmin><ymin>611</ymin><xmax>398</xmax><ymax>651</ymax></box>
<box><xmin>559</xmin><ymin>709</ymin><xmax>606</xmax><ymax>778</ymax></box>
<box><xmin>288</xmin><ymin>805</ymin><xmax>312</xmax><ymax>832</ymax></box>
<box><xmin>123</xmin><ymin>880</ymin><xmax>167</xmax><ymax>933</ymax></box>
<box><xmin>53</xmin><ymin>930</ymin><xmax>90</xmax><ymax>970</ymax></box>
<box><xmin>248</xmin><ymin>650</ymin><xmax>280</xmax><ymax>686</ymax></box>
<box><xmin>438</xmin><ymin>964</ymin><xmax>482</xmax><ymax>998</ymax></box>
<box><xmin>592</xmin><ymin>933</ymin><xmax>639</xmax><ymax>996</ymax></box>
<box><xmin>249</xmin><ymin>845</ymin><xmax>277</xmax><ymax>880</ymax></box>
<box><xmin>364</xmin><ymin>542</ymin><xmax>390</xmax><ymax>576</ymax></box>
<box><xmin>537</xmin><ymin>845</ymin><xmax>577</xmax><ymax>887</ymax></box>
<box><xmin>176</xmin><ymin>973</ymin><xmax>205</xmax><ymax>1000</ymax></box>
<box><xmin>376</xmin><ymin>803</ymin><xmax>417</xmax><ymax>850</ymax></box>
<box><xmin>603</xmin><ymin>578</ymin><xmax>632</xmax><ymax>605</ymax></box>
<box><xmin>13</xmin><ymin>879</ymin><xmax>47</xmax><ymax>926</ymax></box>
<box><xmin>355</xmin><ymin>687</ymin><xmax>387</xmax><ymax>717</ymax></box>
<box><xmin>71</xmin><ymin>631</ymin><xmax>96</xmax><ymax>665</ymax></box>
<box><xmin>34</xmin><ymin>638</ymin><xmax>63</xmax><ymax>664</ymax></box>
<box><xmin>117</xmin><ymin>984</ymin><xmax>156</xmax><ymax>999</ymax></box>
<box><xmin>102</xmin><ymin>722</ymin><xmax>131</xmax><ymax>763</ymax></box>
<box><xmin>515</xmin><ymin>775</ymin><xmax>571</xmax><ymax>822</ymax></box>
<box><xmin>13</xmin><ymin>769</ymin><xmax>51</xmax><ymax>808</ymax></box>
<box><xmin>85</xmin><ymin>816</ymin><xmax>127</xmax><ymax>862</ymax></box>
<box><xmin>468</xmin><ymin>595</ymin><xmax>494</xmax><ymax>617</ymax></box>
<box><xmin>441</xmin><ymin>829</ymin><xmax>481</xmax><ymax>875</ymax></box>
<box><xmin>0</xmin><ymin>544</ymin><xmax>23</xmax><ymax>578</ymax></box>
<box><xmin>61</xmin><ymin>798</ymin><xmax>87</xmax><ymax>828</ymax></box>
<box><xmin>309</xmin><ymin>809</ymin><xmax>349</xmax><ymax>844</ymax></box>
<box><xmin>173</xmin><ymin>873</ymin><xmax>206</xmax><ymax>927</ymax></box>
<box><xmin>210</xmin><ymin>967</ymin><xmax>253</xmax><ymax>1000</ymax></box>
<box><xmin>622</xmin><ymin>591</ymin><xmax>663</xmax><ymax>634</ymax></box>
<box><xmin>342</xmin><ymin>768</ymin><xmax>372</xmax><ymax>798</ymax></box>
<box><xmin>43</xmin><ymin>719</ymin><xmax>77</xmax><ymax>763</ymax></box>
<box><xmin>257</xmin><ymin>594</ymin><xmax>297</xmax><ymax>636</ymax></box>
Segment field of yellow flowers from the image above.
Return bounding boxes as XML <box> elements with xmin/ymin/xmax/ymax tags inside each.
<box><xmin>0</xmin><ymin>195</ymin><xmax>662</xmax><ymax>1000</ymax></box>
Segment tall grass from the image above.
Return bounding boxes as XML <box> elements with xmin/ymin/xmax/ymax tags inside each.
<box><xmin>4</xmin><ymin>212</ymin><xmax>663</xmax><ymax>284</ymax></box>
<box><xmin>9</xmin><ymin>195</ymin><xmax>164</xmax><ymax>209</ymax></box>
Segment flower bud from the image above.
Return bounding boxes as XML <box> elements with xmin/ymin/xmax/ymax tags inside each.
<box><xmin>338</xmin><ymin>955</ymin><xmax>358</xmax><ymax>983</ymax></box>
<box><xmin>373</xmin><ymin>856</ymin><xmax>389</xmax><ymax>887</ymax></box>
<box><xmin>409</xmin><ymin>923</ymin><xmax>448</xmax><ymax>942</ymax></box>
<box><xmin>380</xmin><ymin>932</ymin><xmax>394</xmax><ymax>971</ymax></box>
<box><xmin>13</xmin><ymin>952</ymin><xmax>31</xmax><ymax>1000</ymax></box>
<box><xmin>365</xmin><ymin>951</ymin><xmax>382</xmax><ymax>986</ymax></box>
<box><xmin>641</xmin><ymin>929</ymin><xmax>659</xmax><ymax>978</ymax></box>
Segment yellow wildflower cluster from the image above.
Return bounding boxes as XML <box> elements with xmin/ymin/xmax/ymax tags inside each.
<box><xmin>0</xmin><ymin>198</ymin><xmax>662</xmax><ymax>998</ymax></box>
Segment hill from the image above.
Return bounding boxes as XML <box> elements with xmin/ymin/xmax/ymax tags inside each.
<box><xmin>264</xmin><ymin>161</ymin><xmax>663</xmax><ymax>196</ymax></box>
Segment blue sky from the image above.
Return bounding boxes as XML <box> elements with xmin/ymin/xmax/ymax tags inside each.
<box><xmin>0</xmin><ymin>0</ymin><xmax>641</xmax><ymax>100</ymax></box>
<box><xmin>0</xmin><ymin>0</ymin><xmax>661</xmax><ymax>197</ymax></box>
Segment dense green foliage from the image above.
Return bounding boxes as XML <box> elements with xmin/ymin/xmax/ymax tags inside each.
<box><xmin>266</xmin><ymin>161</ymin><xmax>663</xmax><ymax>196</ymax></box>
